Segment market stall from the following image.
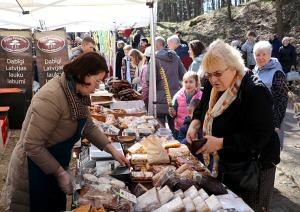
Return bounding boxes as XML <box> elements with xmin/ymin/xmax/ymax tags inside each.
<box><xmin>70</xmin><ymin>83</ymin><xmax>254</xmax><ymax>212</ymax></box>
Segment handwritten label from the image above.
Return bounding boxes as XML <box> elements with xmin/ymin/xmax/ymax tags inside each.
<box><xmin>109</xmin><ymin>125</ymin><xmax>120</xmax><ymax>134</ymax></box>
<box><xmin>120</xmin><ymin>189</ymin><xmax>137</xmax><ymax>203</ymax></box>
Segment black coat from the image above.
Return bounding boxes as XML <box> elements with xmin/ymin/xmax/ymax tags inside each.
<box><xmin>269</xmin><ymin>37</ymin><xmax>282</xmax><ymax>58</ymax></box>
<box><xmin>193</xmin><ymin>73</ymin><xmax>280</xmax><ymax>170</ymax></box>
<box><xmin>116</xmin><ymin>48</ymin><xmax>125</xmax><ymax>80</ymax></box>
<box><xmin>278</xmin><ymin>44</ymin><xmax>297</xmax><ymax>73</ymax></box>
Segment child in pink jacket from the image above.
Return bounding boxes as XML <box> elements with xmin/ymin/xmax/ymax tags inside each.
<box><xmin>169</xmin><ymin>72</ymin><xmax>202</xmax><ymax>139</ymax></box>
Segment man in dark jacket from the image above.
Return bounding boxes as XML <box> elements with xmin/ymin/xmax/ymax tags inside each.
<box><xmin>167</xmin><ymin>35</ymin><xmax>191</xmax><ymax>71</ymax></box>
<box><xmin>116</xmin><ymin>41</ymin><xmax>125</xmax><ymax>80</ymax></box>
<box><xmin>269</xmin><ymin>33</ymin><xmax>282</xmax><ymax>58</ymax></box>
<box><xmin>146</xmin><ymin>36</ymin><xmax>186</xmax><ymax>133</ymax></box>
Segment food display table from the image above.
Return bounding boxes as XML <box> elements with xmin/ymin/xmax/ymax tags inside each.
<box><xmin>72</xmin><ymin>113</ymin><xmax>253</xmax><ymax>212</ymax></box>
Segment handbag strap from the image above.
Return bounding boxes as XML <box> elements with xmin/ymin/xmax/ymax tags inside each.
<box><xmin>279</xmin><ymin>78</ymin><xmax>297</xmax><ymax>106</ymax></box>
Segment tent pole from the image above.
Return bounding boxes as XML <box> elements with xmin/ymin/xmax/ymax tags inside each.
<box><xmin>147</xmin><ymin>0</ymin><xmax>157</xmax><ymax>117</ymax></box>
<box><xmin>112</xmin><ymin>30</ymin><xmax>116</xmax><ymax>78</ymax></box>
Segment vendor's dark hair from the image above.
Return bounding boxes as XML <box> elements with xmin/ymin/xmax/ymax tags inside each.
<box><xmin>64</xmin><ymin>52</ymin><xmax>108</xmax><ymax>85</ymax></box>
<box><xmin>189</xmin><ymin>40</ymin><xmax>206</xmax><ymax>58</ymax></box>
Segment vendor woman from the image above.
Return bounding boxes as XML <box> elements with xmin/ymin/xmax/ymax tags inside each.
<box><xmin>2</xmin><ymin>52</ymin><xmax>130</xmax><ymax>212</ymax></box>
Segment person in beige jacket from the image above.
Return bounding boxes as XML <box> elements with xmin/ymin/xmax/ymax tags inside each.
<box><xmin>1</xmin><ymin>52</ymin><xmax>130</xmax><ymax>212</ymax></box>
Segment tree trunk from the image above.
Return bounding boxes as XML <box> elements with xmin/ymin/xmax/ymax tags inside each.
<box><xmin>227</xmin><ymin>0</ymin><xmax>232</xmax><ymax>21</ymax></box>
<box><xmin>194</xmin><ymin>0</ymin><xmax>199</xmax><ymax>18</ymax></box>
<box><xmin>182</xmin><ymin>0</ymin><xmax>187</xmax><ymax>20</ymax></box>
<box><xmin>172</xmin><ymin>3</ymin><xmax>179</xmax><ymax>22</ymax></box>
<box><xmin>212</xmin><ymin>0</ymin><xmax>215</xmax><ymax>10</ymax></box>
<box><xmin>221</xmin><ymin>0</ymin><xmax>226</xmax><ymax>8</ymax></box>
<box><xmin>275</xmin><ymin>0</ymin><xmax>284</xmax><ymax>38</ymax></box>
<box><xmin>186</xmin><ymin>0</ymin><xmax>192</xmax><ymax>19</ymax></box>
<box><xmin>178</xmin><ymin>0</ymin><xmax>183</xmax><ymax>20</ymax></box>
<box><xmin>199</xmin><ymin>0</ymin><xmax>204</xmax><ymax>14</ymax></box>
<box><xmin>167</xmin><ymin>1</ymin><xmax>172</xmax><ymax>21</ymax></box>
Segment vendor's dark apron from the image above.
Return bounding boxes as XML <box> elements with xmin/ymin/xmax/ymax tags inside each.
<box><xmin>27</xmin><ymin>118</ymin><xmax>86</xmax><ymax>212</ymax></box>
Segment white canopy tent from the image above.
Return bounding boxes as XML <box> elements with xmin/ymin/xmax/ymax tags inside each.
<box><xmin>0</xmin><ymin>0</ymin><xmax>158</xmax><ymax>116</ymax></box>
<box><xmin>0</xmin><ymin>0</ymin><xmax>154</xmax><ymax>31</ymax></box>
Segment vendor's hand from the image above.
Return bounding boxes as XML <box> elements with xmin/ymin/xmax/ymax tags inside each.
<box><xmin>275</xmin><ymin>127</ymin><xmax>280</xmax><ymax>133</ymax></box>
<box><xmin>168</xmin><ymin>107</ymin><xmax>176</xmax><ymax>117</ymax></box>
<box><xmin>54</xmin><ymin>167</ymin><xmax>73</xmax><ymax>195</ymax></box>
<box><xmin>196</xmin><ymin>135</ymin><xmax>223</xmax><ymax>154</ymax></box>
<box><xmin>111</xmin><ymin>149</ymin><xmax>131</xmax><ymax>168</ymax></box>
<box><xmin>186</xmin><ymin>119</ymin><xmax>201</xmax><ymax>144</ymax></box>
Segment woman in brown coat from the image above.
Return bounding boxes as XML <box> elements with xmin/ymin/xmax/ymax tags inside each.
<box><xmin>1</xmin><ymin>52</ymin><xmax>130</xmax><ymax>212</ymax></box>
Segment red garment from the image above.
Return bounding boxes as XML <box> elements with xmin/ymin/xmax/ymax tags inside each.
<box><xmin>123</xmin><ymin>29</ymin><xmax>132</xmax><ymax>37</ymax></box>
<box><xmin>181</xmin><ymin>57</ymin><xmax>193</xmax><ymax>71</ymax></box>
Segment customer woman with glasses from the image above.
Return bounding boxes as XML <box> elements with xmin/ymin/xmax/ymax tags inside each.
<box><xmin>186</xmin><ymin>39</ymin><xmax>280</xmax><ymax>211</ymax></box>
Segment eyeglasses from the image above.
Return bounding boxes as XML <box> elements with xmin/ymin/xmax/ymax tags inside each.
<box><xmin>88</xmin><ymin>74</ymin><xmax>102</xmax><ymax>86</ymax></box>
<box><xmin>204</xmin><ymin>67</ymin><xmax>230</xmax><ymax>79</ymax></box>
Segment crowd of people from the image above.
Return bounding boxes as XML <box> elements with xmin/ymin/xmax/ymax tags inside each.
<box><xmin>113</xmin><ymin>29</ymin><xmax>296</xmax><ymax>211</ymax></box>
<box><xmin>2</xmin><ymin>28</ymin><xmax>297</xmax><ymax>211</ymax></box>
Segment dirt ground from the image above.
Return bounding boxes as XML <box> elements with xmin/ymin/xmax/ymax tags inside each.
<box><xmin>0</xmin><ymin>96</ymin><xmax>299</xmax><ymax>211</ymax></box>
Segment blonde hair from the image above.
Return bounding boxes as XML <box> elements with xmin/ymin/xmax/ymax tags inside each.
<box><xmin>129</xmin><ymin>49</ymin><xmax>143</xmax><ymax>67</ymax></box>
<box><xmin>182</xmin><ymin>71</ymin><xmax>200</xmax><ymax>87</ymax></box>
<box><xmin>201</xmin><ymin>39</ymin><xmax>246</xmax><ymax>75</ymax></box>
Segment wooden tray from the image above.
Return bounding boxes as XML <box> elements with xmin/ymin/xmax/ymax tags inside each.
<box><xmin>113</xmin><ymin>111</ymin><xmax>147</xmax><ymax>118</ymax></box>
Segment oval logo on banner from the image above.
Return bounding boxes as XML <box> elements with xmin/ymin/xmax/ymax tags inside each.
<box><xmin>37</xmin><ymin>35</ymin><xmax>65</xmax><ymax>53</ymax></box>
<box><xmin>1</xmin><ymin>35</ymin><xmax>30</xmax><ymax>53</ymax></box>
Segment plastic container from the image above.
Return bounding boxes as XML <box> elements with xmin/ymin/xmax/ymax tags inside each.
<box><xmin>157</xmin><ymin>128</ymin><xmax>172</xmax><ymax>137</ymax></box>
<box><xmin>138</xmin><ymin>128</ymin><xmax>153</xmax><ymax>138</ymax></box>
<box><xmin>122</xmin><ymin>128</ymin><xmax>137</xmax><ymax>137</ymax></box>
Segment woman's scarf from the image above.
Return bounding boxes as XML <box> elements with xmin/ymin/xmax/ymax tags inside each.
<box><xmin>202</xmin><ymin>71</ymin><xmax>244</xmax><ymax>177</ymax></box>
<box><xmin>60</xmin><ymin>72</ymin><xmax>91</xmax><ymax>120</ymax></box>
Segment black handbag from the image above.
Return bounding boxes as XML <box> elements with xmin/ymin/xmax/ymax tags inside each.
<box><xmin>219</xmin><ymin>150</ymin><xmax>261</xmax><ymax>191</ymax></box>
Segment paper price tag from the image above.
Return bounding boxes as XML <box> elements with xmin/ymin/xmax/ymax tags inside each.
<box><xmin>109</xmin><ymin>125</ymin><xmax>120</xmax><ymax>134</ymax></box>
<box><xmin>119</xmin><ymin>189</ymin><xmax>137</xmax><ymax>203</ymax></box>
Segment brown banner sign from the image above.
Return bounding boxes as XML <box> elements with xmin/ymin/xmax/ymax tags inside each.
<box><xmin>0</xmin><ymin>29</ymin><xmax>33</xmax><ymax>90</ymax></box>
<box><xmin>34</xmin><ymin>28</ymin><xmax>69</xmax><ymax>87</ymax></box>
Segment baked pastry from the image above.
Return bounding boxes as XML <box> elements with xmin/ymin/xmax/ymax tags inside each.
<box><xmin>193</xmin><ymin>196</ymin><xmax>210</xmax><ymax>212</ymax></box>
<box><xmin>183</xmin><ymin>196</ymin><xmax>196</xmax><ymax>212</ymax></box>
<box><xmin>104</xmin><ymin>114</ymin><xmax>116</xmax><ymax>126</ymax></box>
<box><xmin>152</xmin><ymin>164</ymin><xmax>176</xmax><ymax>175</ymax></box>
<box><xmin>131</xmin><ymin>171</ymin><xmax>153</xmax><ymax>181</ymax></box>
<box><xmin>180</xmin><ymin>169</ymin><xmax>193</xmax><ymax>180</ymax></box>
<box><xmin>176</xmin><ymin>155</ymin><xmax>207</xmax><ymax>172</ymax></box>
<box><xmin>158</xmin><ymin>185</ymin><xmax>174</xmax><ymax>205</ymax></box>
<box><xmin>161</xmin><ymin>140</ymin><xmax>181</xmax><ymax>149</ymax></box>
<box><xmin>127</xmin><ymin>143</ymin><xmax>147</xmax><ymax>154</ymax></box>
<box><xmin>131</xmin><ymin>154</ymin><xmax>148</xmax><ymax>165</ymax></box>
<box><xmin>184</xmin><ymin>185</ymin><xmax>198</xmax><ymax>199</ymax></box>
<box><xmin>176</xmin><ymin>164</ymin><xmax>193</xmax><ymax>175</ymax></box>
<box><xmin>152</xmin><ymin>196</ymin><xmax>185</xmax><ymax>212</ymax></box>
